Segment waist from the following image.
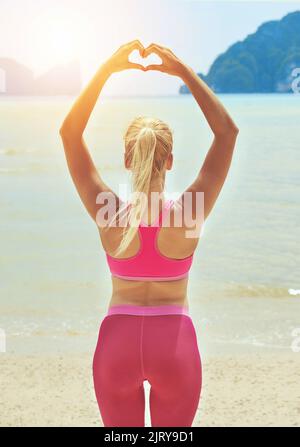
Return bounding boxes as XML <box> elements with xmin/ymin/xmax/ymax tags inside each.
<box><xmin>111</xmin><ymin>272</ymin><xmax>189</xmax><ymax>281</ymax></box>
<box><xmin>107</xmin><ymin>303</ymin><xmax>190</xmax><ymax>317</ymax></box>
<box><xmin>110</xmin><ymin>275</ymin><xmax>189</xmax><ymax>307</ymax></box>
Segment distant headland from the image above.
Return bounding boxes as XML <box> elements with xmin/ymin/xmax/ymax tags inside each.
<box><xmin>0</xmin><ymin>59</ymin><xmax>82</xmax><ymax>96</ymax></box>
<box><xmin>180</xmin><ymin>11</ymin><xmax>300</xmax><ymax>94</ymax></box>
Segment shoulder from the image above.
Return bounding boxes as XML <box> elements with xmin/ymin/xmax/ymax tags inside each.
<box><xmin>169</xmin><ymin>195</ymin><xmax>204</xmax><ymax>231</ymax></box>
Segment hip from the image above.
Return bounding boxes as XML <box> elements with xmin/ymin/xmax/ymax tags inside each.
<box><xmin>94</xmin><ymin>303</ymin><xmax>201</xmax><ymax>364</ymax></box>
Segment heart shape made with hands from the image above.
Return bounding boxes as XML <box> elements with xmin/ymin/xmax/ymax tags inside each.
<box><xmin>128</xmin><ymin>49</ymin><xmax>162</xmax><ymax>68</ymax></box>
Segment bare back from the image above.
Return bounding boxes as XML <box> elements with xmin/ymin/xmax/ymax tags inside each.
<box><xmin>98</xmin><ymin>198</ymin><xmax>202</xmax><ymax>306</ymax></box>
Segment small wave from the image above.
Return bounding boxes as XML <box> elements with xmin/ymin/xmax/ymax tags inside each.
<box><xmin>288</xmin><ymin>288</ymin><xmax>300</xmax><ymax>296</ymax></box>
<box><xmin>0</xmin><ymin>148</ymin><xmax>38</xmax><ymax>156</ymax></box>
<box><xmin>213</xmin><ymin>337</ymin><xmax>288</xmax><ymax>350</ymax></box>
<box><xmin>9</xmin><ymin>328</ymin><xmax>90</xmax><ymax>337</ymax></box>
<box><xmin>223</xmin><ymin>283</ymin><xmax>297</xmax><ymax>299</ymax></box>
<box><xmin>0</xmin><ymin>165</ymin><xmax>48</xmax><ymax>174</ymax></box>
<box><xmin>0</xmin><ymin>167</ymin><xmax>27</xmax><ymax>174</ymax></box>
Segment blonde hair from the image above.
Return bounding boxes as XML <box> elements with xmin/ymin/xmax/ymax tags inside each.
<box><xmin>112</xmin><ymin>116</ymin><xmax>173</xmax><ymax>256</ymax></box>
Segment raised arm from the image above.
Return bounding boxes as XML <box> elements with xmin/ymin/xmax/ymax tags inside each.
<box><xmin>59</xmin><ymin>40</ymin><xmax>145</xmax><ymax>221</ymax></box>
<box><xmin>144</xmin><ymin>43</ymin><xmax>239</xmax><ymax>221</ymax></box>
<box><xmin>179</xmin><ymin>65</ymin><xmax>239</xmax><ymax>220</ymax></box>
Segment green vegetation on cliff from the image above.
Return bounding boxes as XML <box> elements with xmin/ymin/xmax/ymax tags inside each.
<box><xmin>180</xmin><ymin>11</ymin><xmax>300</xmax><ymax>94</ymax></box>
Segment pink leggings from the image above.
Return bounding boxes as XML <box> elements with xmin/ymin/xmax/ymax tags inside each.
<box><xmin>92</xmin><ymin>304</ymin><xmax>202</xmax><ymax>427</ymax></box>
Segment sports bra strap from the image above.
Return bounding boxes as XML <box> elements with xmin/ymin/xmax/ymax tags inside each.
<box><xmin>158</xmin><ymin>199</ymin><xmax>174</xmax><ymax>227</ymax></box>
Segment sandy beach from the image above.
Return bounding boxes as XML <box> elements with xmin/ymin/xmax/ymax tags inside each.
<box><xmin>0</xmin><ymin>351</ymin><xmax>299</xmax><ymax>427</ymax></box>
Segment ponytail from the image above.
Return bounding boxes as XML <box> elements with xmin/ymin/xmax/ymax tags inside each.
<box><xmin>111</xmin><ymin>116</ymin><xmax>173</xmax><ymax>257</ymax></box>
<box><xmin>113</xmin><ymin>127</ymin><xmax>155</xmax><ymax>256</ymax></box>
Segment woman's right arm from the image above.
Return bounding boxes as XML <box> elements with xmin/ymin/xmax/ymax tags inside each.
<box><xmin>144</xmin><ymin>43</ymin><xmax>239</xmax><ymax>221</ymax></box>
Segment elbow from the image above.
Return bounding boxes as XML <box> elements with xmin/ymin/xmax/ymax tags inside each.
<box><xmin>226</xmin><ymin>117</ymin><xmax>239</xmax><ymax>137</ymax></box>
<box><xmin>214</xmin><ymin>116</ymin><xmax>239</xmax><ymax>139</ymax></box>
<box><xmin>230</xmin><ymin>122</ymin><xmax>239</xmax><ymax>136</ymax></box>
<box><xmin>59</xmin><ymin>122</ymin><xmax>68</xmax><ymax>139</ymax></box>
<box><xmin>214</xmin><ymin>121</ymin><xmax>239</xmax><ymax>147</ymax></box>
<box><xmin>59</xmin><ymin>120</ymin><xmax>77</xmax><ymax>141</ymax></box>
<box><xmin>223</xmin><ymin>121</ymin><xmax>239</xmax><ymax>139</ymax></box>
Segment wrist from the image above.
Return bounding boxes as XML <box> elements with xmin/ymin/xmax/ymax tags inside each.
<box><xmin>177</xmin><ymin>63</ymin><xmax>193</xmax><ymax>82</ymax></box>
<box><xmin>101</xmin><ymin>60</ymin><xmax>114</xmax><ymax>78</ymax></box>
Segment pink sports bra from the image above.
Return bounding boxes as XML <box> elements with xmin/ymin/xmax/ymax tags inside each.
<box><xmin>106</xmin><ymin>199</ymin><xmax>194</xmax><ymax>281</ymax></box>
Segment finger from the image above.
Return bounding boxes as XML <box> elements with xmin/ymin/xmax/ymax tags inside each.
<box><xmin>155</xmin><ymin>43</ymin><xmax>173</xmax><ymax>55</ymax></box>
<box><xmin>145</xmin><ymin>42</ymin><xmax>164</xmax><ymax>49</ymax></box>
<box><xmin>143</xmin><ymin>44</ymin><xmax>164</xmax><ymax>57</ymax></box>
<box><xmin>150</xmin><ymin>42</ymin><xmax>170</xmax><ymax>51</ymax></box>
<box><xmin>126</xmin><ymin>39</ymin><xmax>145</xmax><ymax>53</ymax></box>
<box><xmin>127</xmin><ymin>62</ymin><xmax>147</xmax><ymax>71</ymax></box>
<box><xmin>123</xmin><ymin>39</ymin><xmax>142</xmax><ymax>47</ymax></box>
<box><xmin>144</xmin><ymin>64</ymin><xmax>165</xmax><ymax>73</ymax></box>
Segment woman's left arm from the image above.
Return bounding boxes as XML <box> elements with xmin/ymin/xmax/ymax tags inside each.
<box><xmin>59</xmin><ymin>40</ymin><xmax>145</xmax><ymax>221</ymax></box>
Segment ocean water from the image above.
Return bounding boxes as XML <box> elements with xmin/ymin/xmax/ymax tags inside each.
<box><xmin>0</xmin><ymin>94</ymin><xmax>299</xmax><ymax>355</ymax></box>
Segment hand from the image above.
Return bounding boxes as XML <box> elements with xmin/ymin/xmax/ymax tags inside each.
<box><xmin>104</xmin><ymin>40</ymin><xmax>146</xmax><ymax>73</ymax></box>
<box><xmin>142</xmin><ymin>43</ymin><xmax>187</xmax><ymax>77</ymax></box>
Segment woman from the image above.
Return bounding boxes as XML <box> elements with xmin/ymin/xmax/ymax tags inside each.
<box><xmin>60</xmin><ymin>40</ymin><xmax>239</xmax><ymax>427</ymax></box>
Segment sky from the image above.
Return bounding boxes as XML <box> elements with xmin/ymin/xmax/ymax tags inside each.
<box><xmin>0</xmin><ymin>0</ymin><xmax>300</xmax><ymax>95</ymax></box>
